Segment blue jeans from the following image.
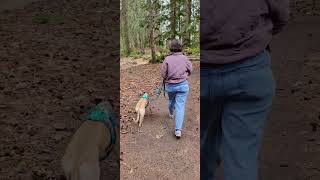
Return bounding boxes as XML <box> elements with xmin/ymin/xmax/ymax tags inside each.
<box><xmin>165</xmin><ymin>80</ymin><xmax>189</xmax><ymax>131</ymax></box>
<box><xmin>200</xmin><ymin>50</ymin><xmax>276</xmax><ymax>180</ymax></box>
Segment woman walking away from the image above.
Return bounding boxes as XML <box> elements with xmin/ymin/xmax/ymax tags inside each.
<box><xmin>200</xmin><ymin>0</ymin><xmax>289</xmax><ymax>179</ymax></box>
<box><xmin>161</xmin><ymin>39</ymin><xmax>192</xmax><ymax>138</ymax></box>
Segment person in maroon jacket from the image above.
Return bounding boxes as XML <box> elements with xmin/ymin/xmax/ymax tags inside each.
<box><xmin>200</xmin><ymin>0</ymin><xmax>289</xmax><ymax>179</ymax></box>
<box><xmin>161</xmin><ymin>39</ymin><xmax>192</xmax><ymax>138</ymax></box>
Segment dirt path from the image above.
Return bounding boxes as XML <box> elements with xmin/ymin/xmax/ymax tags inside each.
<box><xmin>120</xmin><ymin>57</ymin><xmax>149</xmax><ymax>70</ymax></box>
<box><xmin>257</xmin><ymin>16</ymin><xmax>320</xmax><ymax>180</ymax></box>
<box><xmin>120</xmin><ymin>62</ymin><xmax>200</xmax><ymax>179</ymax></box>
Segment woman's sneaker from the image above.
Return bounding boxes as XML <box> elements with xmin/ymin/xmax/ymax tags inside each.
<box><xmin>175</xmin><ymin>130</ymin><xmax>181</xmax><ymax>138</ymax></box>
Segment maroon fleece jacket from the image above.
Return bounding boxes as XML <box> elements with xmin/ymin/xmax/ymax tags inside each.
<box><xmin>200</xmin><ymin>0</ymin><xmax>290</xmax><ymax>64</ymax></box>
<box><xmin>161</xmin><ymin>52</ymin><xmax>192</xmax><ymax>84</ymax></box>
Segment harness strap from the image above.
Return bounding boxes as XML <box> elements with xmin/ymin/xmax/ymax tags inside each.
<box><xmin>99</xmin><ymin>118</ymin><xmax>117</xmax><ymax>161</ymax></box>
<box><xmin>141</xmin><ymin>93</ymin><xmax>150</xmax><ymax>108</ymax></box>
<box><xmin>86</xmin><ymin>102</ymin><xmax>118</xmax><ymax>161</ymax></box>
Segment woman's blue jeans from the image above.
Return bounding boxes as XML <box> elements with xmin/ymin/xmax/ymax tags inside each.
<box><xmin>165</xmin><ymin>80</ymin><xmax>189</xmax><ymax>131</ymax></box>
<box><xmin>200</xmin><ymin>50</ymin><xmax>276</xmax><ymax>180</ymax></box>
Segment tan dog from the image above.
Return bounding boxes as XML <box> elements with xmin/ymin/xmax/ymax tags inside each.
<box><xmin>134</xmin><ymin>92</ymin><xmax>151</xmax><ymax>127</ymax></box>
<box><xmin>61</xmin><ymin>102</ymin><xmax>119</xmax><ymax>180</ymax></box>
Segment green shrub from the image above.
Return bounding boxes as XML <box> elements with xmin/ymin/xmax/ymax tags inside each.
<box><xmin>129</xmin><ymin>51</ymin><xmax>143</xmax><ymax>59</ymax></box>
<box><xmin>184</xmin><ymin>47</ymin><xmax>200</xmax><ymax>56</ymax></box>
<box><xmin>155</xmin><ymin>53</ymin><xmax>166</xmax><ymax>63</ymax></box>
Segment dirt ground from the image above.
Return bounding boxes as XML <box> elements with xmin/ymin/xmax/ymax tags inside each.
<box><xmin>256</xmin><ymin>16</ymin><xmax>320</xmax><ymax>180</ymax></box>
<box><xmin>120</xmin><ymin>57</ymin><xmax>149</xmax><ymax>70</ymax></box>
<box><xmin>0</xmin><ymin>0</ymin><xmax>120</xmax><ymax>179</ymax></box>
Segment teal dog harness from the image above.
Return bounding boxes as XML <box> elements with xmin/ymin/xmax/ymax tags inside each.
<box><xmin>141</xmin><ymin>93</ymin><xmax>149</xmax><ymax>108</ymax></box>
<box><xmin>141</xmin><ymin>92</ymin><xmax>149</xmax><ymax>100</ymax></box>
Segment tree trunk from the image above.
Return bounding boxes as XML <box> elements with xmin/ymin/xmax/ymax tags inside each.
<box><xmin>178</xmin><ymin>0</ymin><xmax>182</xmax><ymax>39</ymax></box>
<box><xmin>187</xmin><ymin>0</ymin><xmax>192</xmax><ymax>45</ymax></box>
<box><xmin>154</xmin><ymin>0</ymin><xmax>161</xmax><ymax>48</ymax></box>
<box><xmin>121</xmin><ymin>0</ymin><xmax>131</xmax><ymax>56</ymax></box>
<box><xmin>148</xmin><ymin>0</ymin><xmax>157</xmax><ymax>63</ymax></box>
<box><xmin>139</xmin><ymin>33</ymin><xmax>145</xmax><ymax>54</ymax></box>
<box><xmin>183</xmin><ymin>0</ymin><xmax>191</xmax><ymax>46</ymax></box>
<box><xmin>170</xmin><ymin>0</ymin><xmax>177</xmax><ymax>39</ymax></box>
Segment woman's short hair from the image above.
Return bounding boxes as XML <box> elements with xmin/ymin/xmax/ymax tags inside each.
<box><xmin>169</xmin><ymin>39</ymin><xmax>183</xmax><ymax>52</ymax></box>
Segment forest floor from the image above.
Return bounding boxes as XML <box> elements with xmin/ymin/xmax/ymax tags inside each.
<box><xmin>120</xmin><ymin>57</ymin><xmax>149</xmax><ymax>70</ymax></box>
<box><xmin>253</xmin><ymin>15</ymin><xmax>320</xmax><ymax>180</ymax></box>
<box><xmin>0</xmin><ymin>0</ymin><xmax>120</xmax><ymax>179</ymax></box>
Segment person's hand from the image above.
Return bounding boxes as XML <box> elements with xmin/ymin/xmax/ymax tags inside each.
<box><xmin>155</xmin><ymin>86</ymin><xmax>161</xmax><ymax>96</ymax></box>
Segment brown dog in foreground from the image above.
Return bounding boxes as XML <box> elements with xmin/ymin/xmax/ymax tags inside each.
<box><xmin>61</xmin><ymin>102</ymin><xmax>119</xmax><ymax>180</ymax></box>
<box><xmin>134</xmin><ymin>92</ymin><xmax>152</xmax><ymax>128</ymax></box>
